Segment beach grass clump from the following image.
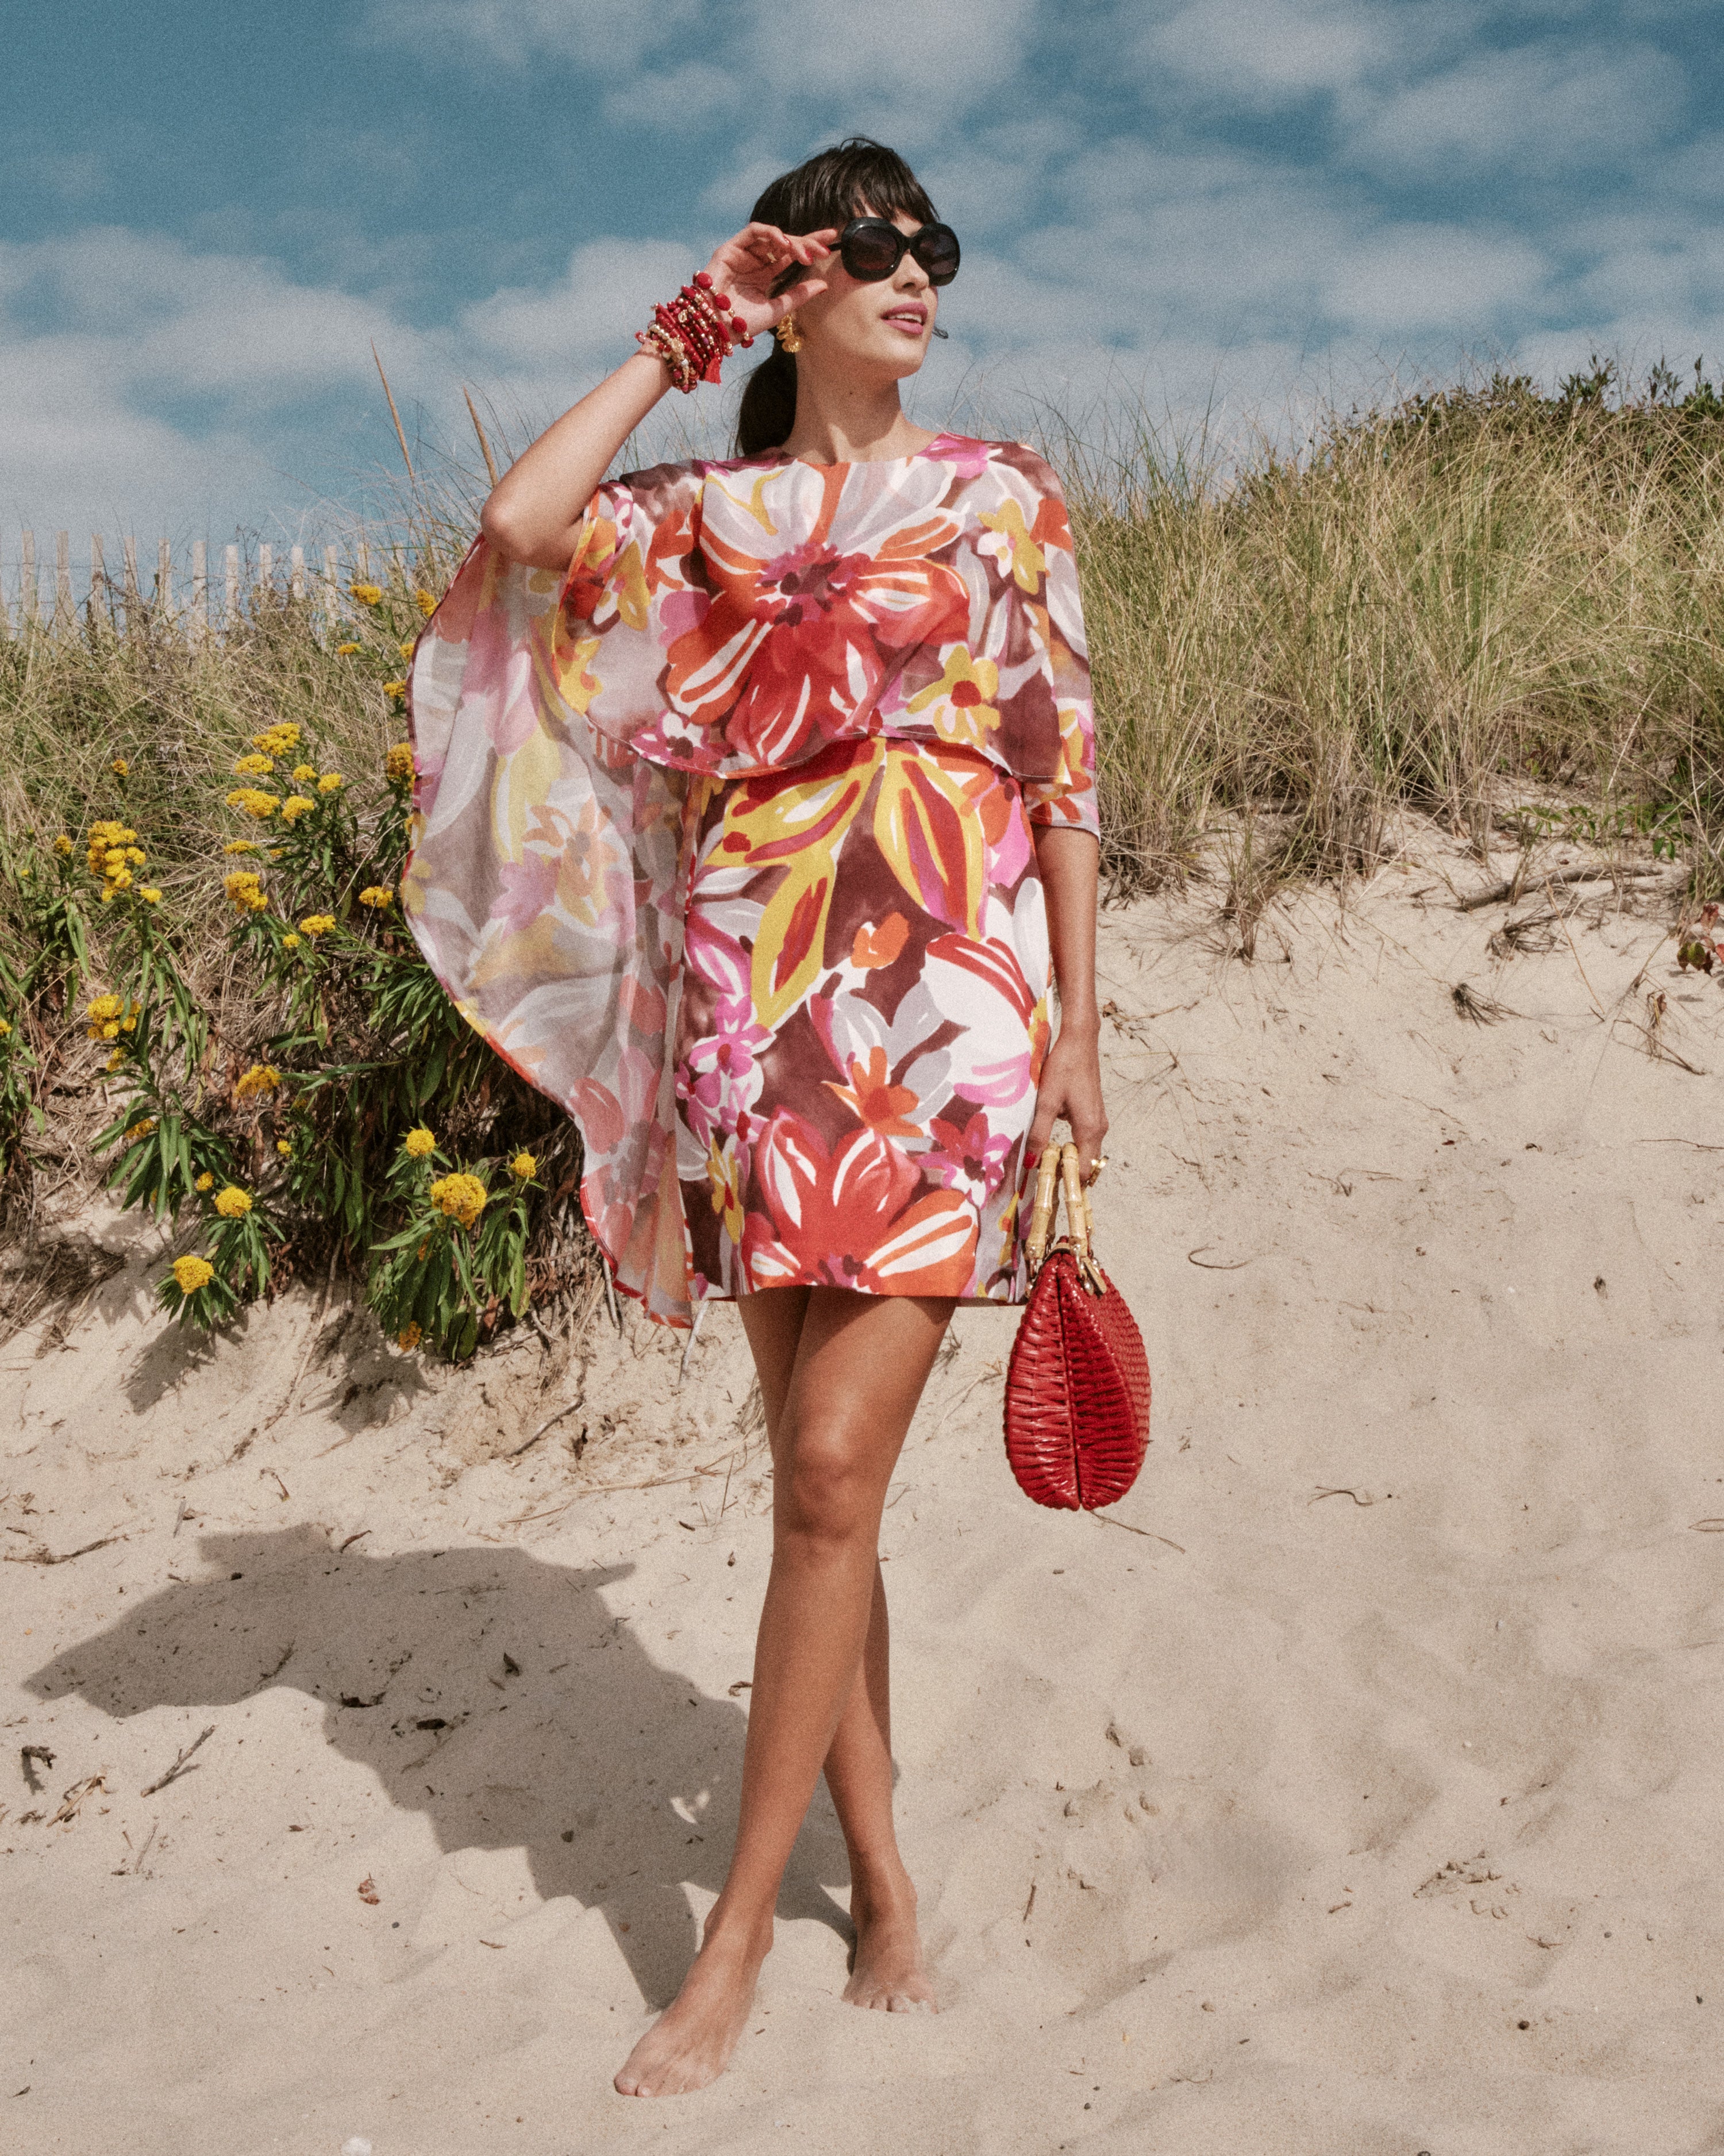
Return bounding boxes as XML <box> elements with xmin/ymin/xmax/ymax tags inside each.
<box><xmin>1065</xmin><ymin>360</ymin><xmax>1724</xmax><ymax>900</ymax></box>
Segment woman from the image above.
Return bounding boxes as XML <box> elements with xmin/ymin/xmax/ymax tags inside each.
<box><xmin>405</xmin><ymin>137</ymin><xmax>1106</xmax><ymax>2097</ymax></box>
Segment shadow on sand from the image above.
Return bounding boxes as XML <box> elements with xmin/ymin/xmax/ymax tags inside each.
<box><xmin>25</xmin><ymin>1527</ymin><xmax>851</xmax><ymax>2007</ymax></box>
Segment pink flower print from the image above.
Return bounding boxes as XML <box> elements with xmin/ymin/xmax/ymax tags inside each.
<box><xmin>923</xmin><ymin>1102</ymin><xmax>1013</xmax><ymax>1205</ymax></box>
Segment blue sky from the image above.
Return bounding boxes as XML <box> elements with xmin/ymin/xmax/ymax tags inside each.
<box><xmin>3</xmin><ymin>1</ymin><xmax>1720</xmax><ymax>560</ymax></box>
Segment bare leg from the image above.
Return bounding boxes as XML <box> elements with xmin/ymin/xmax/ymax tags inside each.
<box><xmin>614</xmin><ymin>1286</ymin><xmax>952</xmax><ymax>2096</ymax></box>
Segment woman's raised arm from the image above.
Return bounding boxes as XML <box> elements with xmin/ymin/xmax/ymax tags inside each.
<box><xmin>478</xmin><ymin>222</ymin><xmax>835</xmax><ymax>572</ymax></box>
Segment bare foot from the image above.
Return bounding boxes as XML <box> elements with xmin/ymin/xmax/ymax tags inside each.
<box><xmin>844</xmin><ymin>1865</ymin><xmax>937</xmax><ymax>2012</ymax></box>
<box><xmin>614</xmin><ymin>1920</ymin><xmax>772</xmax><ymax>2098</ymax></box>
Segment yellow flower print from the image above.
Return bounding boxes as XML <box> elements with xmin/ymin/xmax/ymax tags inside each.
<box><xmin>906</xmin><ymin>645</ymin><xmax>1001</xmax><ymax>749</ymax></box>
<box><xmin>976</xmin><ymin>496</ymin><xmax>1046</xmax><ymax>594</ymax></box>
<box><xmin>705</xmin><ymin>1137</ymin><xmax>746</xmax><ymax>1248</ymax></box>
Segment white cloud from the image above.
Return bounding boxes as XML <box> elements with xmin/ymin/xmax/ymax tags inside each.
<box><xmin>360</xmin><ymin>0</ymin><xmax>698</xmax><ymax>72</ymax></box>
<box><xmin>1348</xmin><ymin>39</ymin><xmax>1687</xmax><ymax>176</ymax></box>
<box><xmin>1320</xmin><ymin>223</ymin><xmax>1550</xmax><ymax>333</ymax></box>
<box><xmin>1131</xmin><ymin>0</ymin><xmax>1462</xmax><ymax>107</ymax></box>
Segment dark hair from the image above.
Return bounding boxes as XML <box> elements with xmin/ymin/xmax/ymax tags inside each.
<box><xmin>734</xmin><ymin>137</ymin><xmax>940</xmax><ymax>458</ymax></box>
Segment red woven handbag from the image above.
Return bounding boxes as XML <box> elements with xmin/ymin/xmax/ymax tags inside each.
<box><xmin>1004</xmin><ymin>1143</ymin><xmax>1150</xmax><ymax>1511</ymax></box>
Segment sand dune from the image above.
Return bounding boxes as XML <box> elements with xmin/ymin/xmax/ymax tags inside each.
<box><xmin>5</xmin><ymin>846</ymin><xmax>1722</xmax><ymax>2154</ymax></box>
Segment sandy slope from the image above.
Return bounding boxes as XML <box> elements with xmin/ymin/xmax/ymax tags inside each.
<box><xmin>4</xmin><ymin>845</ymin><xmax>1723</xmax><ymax>2156</ymax></box>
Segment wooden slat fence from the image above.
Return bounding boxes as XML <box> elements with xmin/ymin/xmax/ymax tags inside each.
<box><xmin>0</xmin><ymin>532</ymin><xmax>416</xmax><ymax>641</ymax></box>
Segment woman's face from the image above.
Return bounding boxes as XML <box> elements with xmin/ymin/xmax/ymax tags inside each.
<box><xmin>799</xmin><ymin>209</ymin><xmax>939</xmax><ymax>382</ymax></box>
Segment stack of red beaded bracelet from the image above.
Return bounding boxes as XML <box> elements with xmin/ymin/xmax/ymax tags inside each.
<box><xmin>636</xmin><ymin>271</ymin><xmax>755</xmax><ymax>392</ymax></box>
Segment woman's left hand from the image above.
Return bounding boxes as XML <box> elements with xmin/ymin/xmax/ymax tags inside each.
<box><xmin>1026</xmin><ymin>1019</ymin><xmax>1107</xmax><ymax>1181</ymax></box>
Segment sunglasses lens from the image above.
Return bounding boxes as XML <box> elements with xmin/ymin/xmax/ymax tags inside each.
<box><xmin>842</xmin><ymin>222</ymin><xmax>901</xmax><ymax>280</ymax></box>
<box><xmin>915</xmin><ymin>226</ymin><xmax>961</xmax><ymax>286</ymax></box>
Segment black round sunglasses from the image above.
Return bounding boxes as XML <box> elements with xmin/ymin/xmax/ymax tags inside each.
<box><xmin>838</xmin><ymin>217</ymin><xmax>961</xmax><ymax>287</ymax></box>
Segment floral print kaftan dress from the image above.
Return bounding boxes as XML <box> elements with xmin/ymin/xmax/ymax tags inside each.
<box><xmin>403</xmin><ymin>434</ymin><xmax>1096</xmax><ymax>1328</ymax></box>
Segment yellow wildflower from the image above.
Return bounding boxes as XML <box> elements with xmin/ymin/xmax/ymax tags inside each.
<box><xmin>171</xmin><ymin>1254</ymin><xmax>215</xmax><ymax>1294</ymax></box>
<box><xmin>233</xmin><ymin>752</ymin><xmax>275</xmax><ymax>777</ymax></box>
<box><xmin>276</xmin><ymin>1139</ymin><xmax>293</xmax><ymax>1157</ymax></box>
<box><xmin>385</xmin><ymin>741</ymin><xmax>414</xmax><ymax>782</ymax></box>
<box><xmin>298</xmin><ymin>914</ymin><xmax>336</xmax><ymax>937</ymax></box>
<box><xmin>234</xmin><ymin>1063</ymin><xmax>282</xmax><ymax>1101</ymax></box>
<box><xmin>223</xmin><ymin>840</ymin><xmax>258</xmax><ymax>856</ymax></box>
<box><xmin>358</xmin><ymin>885</ymin><xmax>394</xmax><ymax>909</ymax></box>
<box><xmin>105</xmin><ymin>1048</ymin><xmax>124</xmax><ymax>1071</ymax></box>
<box><xmin>403</xmin><ymin>1127</ymin><xmax>437</xmax><ymax>1159</ymax></box>
<box><xmin>317</xmin><ymin>772</ymin><xmax>345</xmax><ymax>794</ymax></box>
<box><xmin>225</xmin><ymin>787</ymin><xmax>280</xmax><ymax>820</ymax></box>
<box><xmin>397</xmin><ymin>1321</ymin><xmax>422</xmax><ymax>1350</ymax></box>
<box><xmin>415</xmin><ymin>588</ymin><xmax>437</xmax><ymax>616</ymax></box>
<box><xmin>120</xmin><ymin>1007</ymin><xmax>138</xmax><ymax>1031</ymax></box>
<box><xmin>103</xmin><ymin>848</ymin><xmax>128</xmax><ymax>873</ymax></box>
<box><xmin>382</xmin><ymin>678</ymin><xmax>407</xmax><ymax>699</ymax></box>
<box><xmin>214</xmin><ymin>1186</ymin><xmax>253</xmax><ymax>1218</ymax></box>
<box><xmin>125</xmin><ymin>847</ymin><xmax>147</xmax><ymax>866</ymax></box>
<box><xmin>125</xmin><ymin>1117</ymin><xmax>155</xmax><ymax>1142</ymax></box>
<box><xmin>398</xmin><ymin>638</ymin><xmax>415</xmax><ymax>659</ymax></box>
<box><xmin>109</xmin><ymin>867</ymin><xmax>133</xmax><ymax>891</ymax></box>
<box><xmin>279</xmin><ymin>795</ymin><xmax>316</xmax><ymax>824</ymax></box>
<box><xmin>351</xmin><ymin>582</ymin><xmax>383</xmax><ymax>605</ymax></box>
<box><xmin>292</xmin><ymin>763</ymin><xmax>317</xmax><ymax>783</ymax></box>
<box><xmin>509</xmin><ymin>1151</ymin><xmax>537</xmax><ymax>1181</ymax></box>
<box><xmin>0</xmin><ymin>1018</ymin><xmax>10</xmax><ymax>1038</ymax></box>
<box><xmin>87</xmin><ymin>993</ymin><xmax>124</xmax><ymax>1022</ymax></box>
<box><xmin>53</xmin><ymin>833</ymin><xmax>73</xmax><ymax>857</ymax></box>
<box><xmin>251</xmin><ymin>724</ymin><xmax>301</xmax><ymax>757</ymax></box>
<box><xmin>111</xmin><ymin>757</ymin><xmax>129</xmax><ymax>777</ymax></box>
<box><xmin>336</xmin><ymin>641</ymin><xmax>361</xmax><ymax>655</ymax></box>
<box><xmin>429</xmin><ymin>1172</ymin><xmax>487</xmax><ymax>1230</ymax></box>
<box><xmin>224</xmin><ymin>870</ymin><xmax>268</xmax><ymax>913</ymax></box>
<box><xmin>140</xmin><ymin>887</ymin><xmax>162</xmax><ymax>905</ymax></box>
<box><xmin>281</xmin><ymin>932</ymin><xmax>301</xmax><ymax>951</ymax></box>
<box><xmin>195</xmin><ymin>1171</ymin><xmax>214</xmax><ymax>1192</ymax></box>
<box><xmin>101</xmin><ymin>1021</ymin><xmax>121</xmax><ymax>1040</ymax></box>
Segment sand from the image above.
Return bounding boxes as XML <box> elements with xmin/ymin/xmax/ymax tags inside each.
<box><xmin>4</xmin><ymin>840</ymin><xmax>1722</xmax><ymax>2155</ymax></box>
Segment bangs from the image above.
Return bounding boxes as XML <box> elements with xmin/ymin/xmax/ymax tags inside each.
<box><xmin>751</xmin><ymin>137</ymin><xmax>938</xmax><ymax>251</ymax></box>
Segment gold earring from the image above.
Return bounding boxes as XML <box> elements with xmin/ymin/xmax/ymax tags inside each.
<box><xmin>775</xmin><ymin>312</ymin><xmax>803</xmax><ymax>355</ymax></box>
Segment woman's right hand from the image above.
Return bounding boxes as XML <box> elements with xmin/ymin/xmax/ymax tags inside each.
<box><xmin>700</xmin><ymin>223</ymin><xmax>835</xmax><ymax>339</ymax></box>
